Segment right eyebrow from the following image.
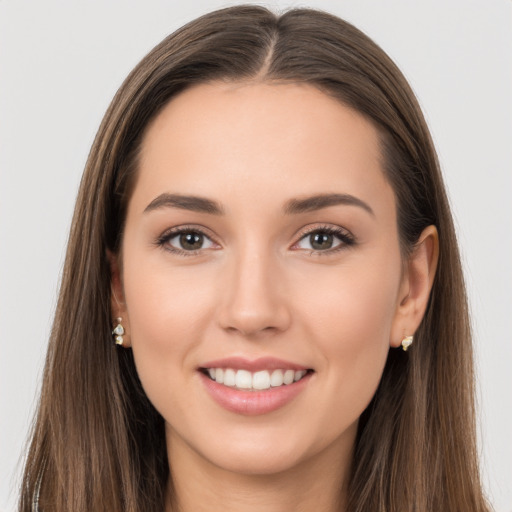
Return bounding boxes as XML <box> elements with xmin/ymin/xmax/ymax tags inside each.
<box><xmin>284</xmin><ymin>193</ymin><xmax>375</xmax><ymax>217</ymax></box>
<box><xmin>143</xmin><ymin>193</ymin><xmax>225</xmax><ymax>215</ymax></box>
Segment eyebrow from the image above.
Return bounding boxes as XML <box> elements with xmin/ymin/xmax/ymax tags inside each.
<box><xmin>284</xmin><ymin>193</ymin><xmax>374</xmax><ymax>216</ymax></box>
<box><xmin>143</xmin><ymin>192</ymin><xmax>374</xmax><ymax>217</ymax></box>
<box><xmin>144</xmin><ymin>193</ymin><xmax>225</xmax><ymax>215</ymax></box>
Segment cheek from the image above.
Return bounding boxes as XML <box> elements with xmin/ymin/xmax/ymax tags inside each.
<box><xmin>124</xmin><ymin>254</ymin><xmax>213</xmax><ymax>341</ymax></box>
<box><xmin>299</xmin><ymin>253</ymin><xmax>400</xmax><ymax>340</ymax></box>
<box><xmin>295</xmin><ymin>253</ymin><xmax>401</xmax><ymax>408</ymax></box>
<box><xmin>121</xmin><ymin>256</ymin><xmax>215</xmax><ymax>405</ymax></box>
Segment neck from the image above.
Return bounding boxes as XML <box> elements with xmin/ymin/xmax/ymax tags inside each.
<box><xmin>164</xmin><ymin>425</ymin><xmax>355</xmax><ymax>512</ymax></box>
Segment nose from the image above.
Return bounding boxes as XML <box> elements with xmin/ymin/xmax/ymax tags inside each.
<box><xmin>217</xmin><ymin>247</ymin><xmax>292</xmax><ymax>338</ymax></box>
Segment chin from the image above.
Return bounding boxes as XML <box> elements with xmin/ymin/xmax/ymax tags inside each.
<box><xmin>187</xmin><ymin>420</ymin><xmax>355</xmax><ymax>478</ymax></box>
<box><xmin>203</xmin><ymin>444</ymin><xmax>309</xmax><ymax>476</ymax></box>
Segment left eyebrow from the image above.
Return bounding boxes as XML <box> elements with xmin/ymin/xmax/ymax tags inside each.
<box><xmin>284</xmin><ymin>193</ymin><xmax>375</xmax><ymax>217</ymax></box>
<box><xmin>143</xmin><ymin>193</ymin><xmax>225</xmax><ymax>215</ymax></box>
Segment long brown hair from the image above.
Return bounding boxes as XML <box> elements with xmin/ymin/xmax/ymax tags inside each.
<box><xmin>19</xmin><ymin>6</ymin><xmax>490</xmax><ymax>511</ymax></box>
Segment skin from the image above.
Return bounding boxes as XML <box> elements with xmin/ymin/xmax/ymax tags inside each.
<box><xmin>111</xmin><ymin>82</ymin><xmax>438</xmax><ymax>512</ymax></box>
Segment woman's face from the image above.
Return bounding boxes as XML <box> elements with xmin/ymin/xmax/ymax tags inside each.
<box><xmin>118</xmin><ymin>82</ymin><xmax>408</xmax><ymax>475</ymax></box>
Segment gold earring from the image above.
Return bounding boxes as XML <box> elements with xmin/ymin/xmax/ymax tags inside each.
<box><xmin>112</xmin><ymin>317</ymin><xmax>125</xmax><ymax>346</ymax></box>
<box><xmin>401</xmin><ymin>335</ymin><xmax>413</xmax><ymax>351</ymax></box>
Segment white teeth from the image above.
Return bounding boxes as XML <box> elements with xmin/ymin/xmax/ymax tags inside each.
<box><xmin>270</xmin><ymin>369</ymin><xmax>284</xmax><ymax>387</ymax></box>
<box><xmin>283</xmin><ymin>369</ymin><xmax>294</xmax><ymax>385</ymax></box>
<box><xmin>235</xmin><ymin>369</ymin><xmax>252</xmax><ymax>389</ymax></box>
<box><xmin>224</xmin><ymin>368</ymin><xmax>236</xmax><ymax>387</ymax></box>
<box><xmin>295</xmin><ymin>370</ymin><xmax>306</xmax><ymax>381</ymax></box>
<box><xmin>253</xmin><ymin>370</ymin><xmax>271</xmax><ymax>390</ymax></box>
<box><xmin>206</xmin><ymin>367</ymin><xmax>308</xmax><ymax>390</ymax></box>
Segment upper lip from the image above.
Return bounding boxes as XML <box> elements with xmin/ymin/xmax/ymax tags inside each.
<box><xmin>199</xmin><ymin>356</ymin><xmax>310</xmax><ymax>372</ymax></box>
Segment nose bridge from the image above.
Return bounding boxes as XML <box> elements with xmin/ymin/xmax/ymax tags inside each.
<box><xmin>218</xmin><ymin>238</ymin><xmax>290</xmax><ymax>336</ymax></box>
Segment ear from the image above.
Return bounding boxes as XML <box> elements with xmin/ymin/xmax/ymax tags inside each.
<box><xmin>390</xmin><ymin>225</ymin><xmax>439</xmax><ymax>348</ymax></box>
<box><xmin>107</xmin><ymin>250</ymin><xmax>131</xmax><ymax>348</ymax></box>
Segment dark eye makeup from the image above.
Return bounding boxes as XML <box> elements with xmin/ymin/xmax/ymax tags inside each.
<box><xmin>154</xmin><ymin>223</ymin><xmax>356</xmax><ymax>257</ymax></box>
<box><xmin>292</xmin><ymin>224</ymin><xmax>356</xmax><ymax>255</ymax></box>
<box><xmin>154</xmin><ymin>224</ymin><xmax>219</xmax><ymax>257</ymax></box>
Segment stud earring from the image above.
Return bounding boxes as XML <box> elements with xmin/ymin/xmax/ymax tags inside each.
<box><xmin>112</xmin><ymin>317</ymin><xmax>125</xmax><ymax>346</ymax></box>
<box><xmin>401</xmin><ymin>335</ymin><xmax>413</xmax><ymax>351</ymax></box>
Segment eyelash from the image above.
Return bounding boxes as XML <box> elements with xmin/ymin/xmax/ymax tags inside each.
<box><xmin>293</xmin><ymin>224</ymin><xmax>356</xmax><ymax>256</ymax></box>
<box><xmin>154</xmin><ymin>224</ymin><xmax>218</xmax><ymax>257</ymax></box>
<box><xmin>154</xmin><ymin>224</ymin><xmax>356</xmax><ymax>257</ymax></box>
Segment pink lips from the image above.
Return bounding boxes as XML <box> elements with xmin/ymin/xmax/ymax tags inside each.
<box><xmin>201</xmin><ymin>356</ymin><xmax>309</xmax><ymax>372</ymax></box>
<box><xmin>199</xmin><ymin>357</ymin><xmax>312</xmax><ymax>416</ymax></box>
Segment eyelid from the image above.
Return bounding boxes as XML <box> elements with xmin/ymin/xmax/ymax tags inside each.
<box><xmin>154</xmin><ymin>222</ymin><xmax>355</xmax><ymax>256</ymax></box>
<box><xmin>290</xmin><ymin>223</ymin><xmax>356</xmax><ymax>252</ymax></box>
<box><xmin>155</xmin><ymin>224</ymin><xmax>221</xmax><ymax>255</ymax></box>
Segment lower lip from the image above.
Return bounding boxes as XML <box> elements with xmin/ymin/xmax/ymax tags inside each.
<box><xmin>200</xmin><ymin>372</ymin><xmax>312</xmax><ymax>416</ymax></box>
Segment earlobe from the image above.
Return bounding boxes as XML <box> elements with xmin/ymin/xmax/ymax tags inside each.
<box><xmin>390</xmin><ymin>225</ymin><xmax>439</xmax><ymax>348</ymax></box>
<box><xmin>107</xmin><ymin>250</ymin><xmax>131</xmax><ymax>348</ymax></box>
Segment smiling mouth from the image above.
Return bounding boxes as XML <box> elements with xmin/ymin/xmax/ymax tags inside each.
<box><xmin>200</xmin><ymin>368</ymin><xmax>313</xmax><ymax>391</ymax></box>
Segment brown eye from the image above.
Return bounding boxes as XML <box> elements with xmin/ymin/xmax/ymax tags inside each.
<box><xmin>179</xmin><ymin>232</ymin><xmax>204</xmax><ymax>250</ymax></box>
<box><xmin>164</xmin><ymin>230</ymin><xmax>216</xmax><ymax>252</ymax></box>
<box><xmin>309</xmin><ymin>232</ymin><xmax>334</xmax><ymax>250</ymax></box>
<box><xmin>294</xmin><ymin>227</ymin><xmax>353</xmax><ymax>253</ymax></box>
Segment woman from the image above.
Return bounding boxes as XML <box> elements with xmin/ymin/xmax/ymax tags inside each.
<box><xmin>19</xmin><ymin>5</ymin><xmax>491</xmax><ymax>512</ymax></box>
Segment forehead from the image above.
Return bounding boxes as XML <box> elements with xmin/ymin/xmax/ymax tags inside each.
<box><xmin>132</xmin><ymin>81</ymin><xmax>392</xmax><ymax>217</ymax></box>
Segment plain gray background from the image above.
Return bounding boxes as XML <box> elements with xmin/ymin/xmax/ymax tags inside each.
<box><xmin>1</xmin><ymin>1</ymin><xmax>511</xmax><ymax>511</ymax></box>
